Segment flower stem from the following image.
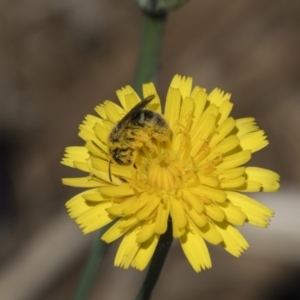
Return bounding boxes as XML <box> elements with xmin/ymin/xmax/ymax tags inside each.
<box><xmin>134</xmin><ymin>11</ymin><xmax>167</xmax><ymax>96</ymax></box>
<box><xmin>134</xmin><ymin>8</ymin><xmax>171</xmax><ymax>300</ymax></box>
<box><xmin>73</xmin><ymin>8</ymin><xmax>168</xmax><ymax>300</ymax></box>
<box><xmin>135</xmin><ymin>222</ymin><xmax>173</xmax><ymax>300</ymax></box>
<box><xmin>73</xmin><ymin>226</ymin><xmax>109</xmax><ymax>300</ymax></box>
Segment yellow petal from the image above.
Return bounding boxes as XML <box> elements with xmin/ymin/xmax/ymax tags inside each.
<box><xmin>206</xmin><ymin>135</ymin><xmax>240</xmax><ymax>160</ymax></box>
<box><xmin>192</xmin><ymin>104</ymin><xmax>218</xmax><ymax>140</ymax></box>
<box><xmin>136</xmin><ymin>196</ymin><xmax>160</xmax><ymax>220</ymax></box>
<box><xmin>191</xmin><ymin>85</ymin><xmax>206</xmax><ymax>97</ymax></box>
<box><xmin>93</xmin><ymin>123</ymin><xmax>111</xmax><ymax>146</ymax></box>
<box><xmin>78</xmin><ymin>126</ymin><xmax>96</xmax><ymax>142</ymax></box>
<box><xmin>83</xmin><ymin>191</ymin><xmax>105</xmax><ymax>202</ymax></box>
<box><xmin>99</xmin><ymin>184</ymin><xmax>135</xmax><ymax>198</ymax></box>
<box><xmin>124</xmin><ymin>92</ymin><xmax>142</xmax><ymax>111</ymax></box>
<box><xmin>208</xmin><ymin>88</ymin><xmax>231</xmax><ymax>107</ymax></box>
<box><xmin>171</xmin><ymin>218</ymin><xmax>186</xmax><ymax>238</ymax></box>
<box><xmin>76</xmin><ymin>202</ymin><xmax>114</xmax><ymax>234</ymax></box>
<box><xmin>227</xmin><ymin>191</ymin><xmax>274</xmax><ymax>227</ymax></box>
<box><xmin>191</xmin><ymin>114</ymin><xmax>216</xmax><ymax>149</ymax></box>
<box><xmin>178</xmin><ymin>76</ymin><xmax>193</xmax><ymax>99</ymax></box>
<box><xmin>110</xmin><ymin>164</ymin><xmax>132</xmax><ymax>180</ymax></box>
<box><xmin>191</xmin><ymin>115</ymin><xmax>217</xmax><ymax>156</ymax></box>
<box><xmin>245</xmin><ymin>167</ymin><xmax>280</xmax><ymax>192</ymax></box>
<box><xmin>185</xmin><ymin>206</ymin><xmax>207</xmax><ymax>228</ymax></box>
<box><xmin>180</xmin><ymin>222</ymin><xmax>211</xmax><ymax>272</ymax></box>
<box><xmin>84</xmin><ymin>141</ymin><xmax>107</xmax><ymax>160</ymax></box>
<box><xmin>78</xmin><ymin>126</ymin><xmax>108</xmax><ymax>153</ymax></box>
<box><xmin>235</xmin><ymin>117</ymin><xmax>258</xmax><ymax>135</ymax></box>
<box><xmin>235</xmin><ymin>117</ymin><xmax>255</xmax><ymax>125</ymax></box>
<box><xmin>102</xmin><ymin>100</ymin><xmax>124</xmax><ymax>123</ymax></box>
<box><xmin>219</xmin><ymin>176</ymin><xmax>246</xmax><ymax>189</ymax></box>
<box><xmin>165</xmin><ymin>87</ymin><xmax>181</xmax><ymax>127</ymax></box>
<box><xmin>62</xmin><ymin>146</ymin><xmax>89</xmax><ymax>159</ymax></box>
<box><xmin>215</xmin><ymin>222</ymin><xmax>249</xmax><ymax>257</ymax></box>
<box><xmin>216</xmin><ymin>150</ymin><xmax>251</xmax><ymax>170</ymax></box>
<box><xmin>190</xmin><ymin>186</ymin><xmax>227</xmax><ymax>203</ymax></box>
<box><xmin>183</xmin><ymin>190</ymin><xmax>205</xmax><ymax>214</ymax></box>
<box><xmin>118</xmin><ymin>216</ymin><xmax>140</xmax><ymax>229</ymax></box>
<box><xmin>88</xmin><ymin>158</ymin><xmax>111</xmax><ymax>183</ymax></box>
<box><xmin>237</xmin><ymin>180</ymin><xmax>262</xmax><ymax>192</ymax></box>
<box><xmin>114</xmin><ymin>227</ymin><xmax>140</xmax><ymax>269</ymax></box>
<box><xmin>170</xmin><ymin>195</ymin><xmax>187</xmax><ymax>230</ymax></box>
<box><xmin>170</xmin><ymin>74</ymin><xmax>181</xmax><ymax>88</ymax></box>
<box><xmin>61</xmin><ymin>147</ymin><xmax>90</xmax><ymax>169</ymax></box>
<box><xmin>62</xmin><ymin>177</ymin><xmax>103</xmax><ymax>188</ymax></box>
<box><xmin>154</xmin><ymin>201</ymin><xmax>170</xmax><ymax>234</ymax></box>
<box><xmin>136</xmin><ymin>221</ymin><xmax>156</xmax><ymax>243</ymax></box>
<box><xmin>179</xmin><ymin>96</ymin><xmax>195</xmax><ymax>124</ymax></box>
<box><xmin>216</xmin><ymin>167</ymin><xmax>245</xmax><ymax>181</ymax></box>
<box><xmin>116</xmin><ymin>86</ymin><xmax>140</xmax><ymax>111</ymax></box>
<box><xmin>218</xmin><ymin>201</ymin><xmax>247</xmax><ymax>225</ymax></box>
<box><xmin>217</xmin><ymin>100</ymin><xmax>233</xmax><ymax>125</ymax></box>
<box><xmin>81</xmin><ymin>114</ymin><xmax>100</xmax><ymax>129</ymax></box>
<box><xmin>205</xmin><ymin>204</ymin><xmax>226</xmax><ymax>222</ymax></box>
<box><xmin>66</xmin><ymin>189</ymin><xmax>99</xmax><ymax>218</ymax></box>
<box><xmin>198</xmin><ymin>175</ymin><xmax>219</xmax><ymax>188</ymax></box>
<box><xmin>209</xmin><ymin>117</ymin><xmax>236</xmax><ymax>148</ymax></box>
<box><xmin>123</xmin><ymin>193</ymin><xmax>149</xmax><ymax>215</ymax></box>
<box><xmin>131</xmin><ymin>234</ymin><xmax>159</xmax><ymax>271</ymax></box>
<box><xmin>192</xmin><ymin>88</ymin><xmax>207</xmax><ymax>119</ymax></box>
<box><xmin>142</xmin><ymin>82</ymin><xmax>161</xmax><ymax>113</ymax></box>
<box><xmin>73</xmin><ymin>161</ymin><xmax>90</xmax><ymax>172</ymax></box>
<box><xmin>239</xmin><ymin>130</ymin><xmax>269</xmax><ymax>153</ymax></box>
<box><xmin>105</xmin><ymin>197</ymin><xmax>136</xmax><ymax>216</ymax></box>
<box><xmin>101</xmin><ymin>217</ymin><xmax>132</xmax><ymax>243</ymax></box>
<box><xmin>195</xmin><ymin>221</ymin><xmax>223</xmax><ymax>245</ymax></box>
<box><xmin>94</xmin><ymin>104</ymin><xmax>107</xmax><ymax>119</ymax></box>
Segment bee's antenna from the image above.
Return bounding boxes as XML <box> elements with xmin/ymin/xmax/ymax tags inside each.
<box><xmin>144</xmin><ymin>94</ymin><xmax>155</xmax><ymax>102</ymax></box>
<box><xmin>108</xmin><ymin>160</ymin><xmax>112</xmax><ymax>182</ymax></box>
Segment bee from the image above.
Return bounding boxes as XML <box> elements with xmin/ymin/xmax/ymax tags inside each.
<box><xmin>108</xmin><ymin>95</ymin><xmax>172</xmax><ymax>177</ymax></box>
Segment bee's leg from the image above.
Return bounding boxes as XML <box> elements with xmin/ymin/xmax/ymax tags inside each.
<box><xmin>108</xmin><ymin>160</ymin><xmax>112</xmax><ymax>182</ymax></box>
<box><xmin>131</xmin><ymin>150</ymin><xmax>140</xmax><ymax>169</ymax></box>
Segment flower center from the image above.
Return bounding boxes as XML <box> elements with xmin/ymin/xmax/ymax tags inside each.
<box><xmin>147</xmin><ymin>154</ymin><xmax>185</xmax><ymax>191</ymax></box>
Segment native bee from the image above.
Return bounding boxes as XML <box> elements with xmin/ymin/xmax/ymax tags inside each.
<box><xmin>108</xmin><ymin>95</ymin><xmax>172</xmax><ymax>169</ymax></box>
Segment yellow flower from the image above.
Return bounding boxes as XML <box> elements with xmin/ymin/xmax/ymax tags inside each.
<box><xmin>62</xmin><ymin>75</ymin><xmax>280</xmax><ymax>272</ymax></box>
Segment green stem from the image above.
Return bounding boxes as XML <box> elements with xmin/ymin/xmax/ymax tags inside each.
<box><xmin>133</xmin><ymin>9</ymin><xmax>171</xmax><ymax>300</ymax></box>
<box><xmin>73</xmin><ymin>226</ymin><xmax>109</xmax><ymax>300</ymax></box>
<box><xmin>134</xmin><ymin>11</ymin><xmax>167</xmax><ymax>95</ymax></box>
<box><xmin>135</xmin><ymin>222</ymin><xmax>173</xmax><ymax>300</ymax></box>
<box><xmin>73</xmin><ymin>8</ymin><xmax>168</xmax><ymax>300</ymax></box>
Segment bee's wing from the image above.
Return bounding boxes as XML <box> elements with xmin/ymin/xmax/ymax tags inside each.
<box><xmin>118</xmin><ymin>95</ymin><xmax>155</xmax><ymax>126</ymax></box>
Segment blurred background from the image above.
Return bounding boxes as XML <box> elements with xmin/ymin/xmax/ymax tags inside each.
<box><xmin>0</xmin><ymin>0</ymin><xmax>299</xmax><ymax>299</ymax></box>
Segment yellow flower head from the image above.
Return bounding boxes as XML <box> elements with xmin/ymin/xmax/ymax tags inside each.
<box><xmin>62</xmin><ymin>75</ymin><xmax>280</xmax><ymax>272</ymax></box>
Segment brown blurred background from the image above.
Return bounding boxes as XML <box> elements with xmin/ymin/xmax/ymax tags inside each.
<box><xmin>0</xmin><ymin>0</ymin><xmax>299</xmax><ymax>299</ymax></box>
